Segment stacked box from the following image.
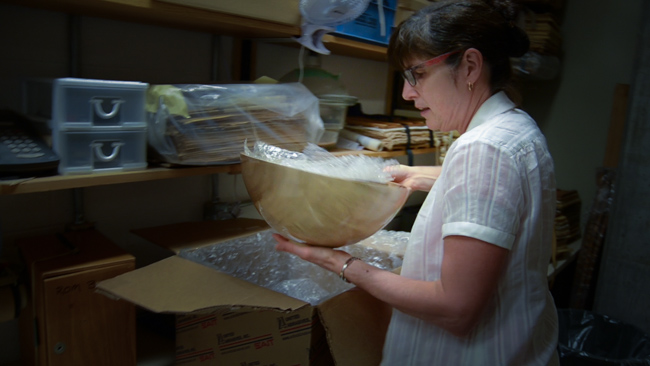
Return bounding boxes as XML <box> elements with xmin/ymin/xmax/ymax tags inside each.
<box><xmin>24</xmin><ymin>77</ymin><xmax>149</xmax><ymax>175</ymax></box>
<box><xmin>555</xmin><ymin>189</ymin><xmax>582</xmax><ymax>247</ymax></box>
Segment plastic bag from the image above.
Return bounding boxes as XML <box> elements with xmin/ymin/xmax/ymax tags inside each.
<box><xmin>558</xmin><ymin>309</ymin><xmax>650</xmax><ymax>365</ymax></box>
<box><xmin>145</xmin><ymin>83</ymin><xmax>324</xmax><ymax>165</ymax></box>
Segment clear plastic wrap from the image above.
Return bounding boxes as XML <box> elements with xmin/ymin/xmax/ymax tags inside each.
<box><xmin>145</xmin><ymin>83</ymin><xmax>324</xmax><ymax>165</ymax></box>
<box><xmin>179</xmin><ymin>229</ymin><xmax>409</xmax><ymax>305</ymax></box>
<box><xmin>512</xmin><ymin>51</ymin><xmax>561</xmax><ymax>80</ymax></box>
<box><xmin>244</xmin><ymin>140</ymin><xmax>399</xmax><ymax>184</ymax></box>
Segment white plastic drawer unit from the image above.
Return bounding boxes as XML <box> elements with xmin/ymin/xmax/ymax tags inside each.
<box><xmin>55</xmin><ymin>129</ymin><xmax>147</xmax><ymax>174</ymax></box>
<box><xmin>51</xmin><ymin>78</ymin><xmax>149</xmax><ymax>129</ymax></box>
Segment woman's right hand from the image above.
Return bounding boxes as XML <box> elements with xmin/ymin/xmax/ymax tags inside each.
<box><xmin>386</xmin><ymin>164</ymin><xmax>442</xmax><ymax>192</ymax></box>
<box><xmin>272</xmin><ymin>234</ymin><xmax>352</xmax><ymax>275</ymax></box>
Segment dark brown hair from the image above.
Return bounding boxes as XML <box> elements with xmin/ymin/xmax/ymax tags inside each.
<box><xmin>388</xmin><ymin>0</ymin><xmax>529</xmax><ymax>93</ymax></box>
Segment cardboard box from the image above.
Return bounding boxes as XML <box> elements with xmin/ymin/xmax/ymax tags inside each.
<box><xmin>18</xmin><ymin>229</ymin><xmax>136</xmax><ymax>366</ymax></box>
<box><xmin>97</xmin><ymin>219</ymin><xmax>399</xmax><ymax>366</ymax></box>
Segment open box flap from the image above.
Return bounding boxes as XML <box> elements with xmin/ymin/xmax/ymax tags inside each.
<box><xmin>131</xmin><ymin>219</ymin><xmax>270</xmax><ymax>254</ymax></box>
<box><xmin>96</xmin><ymin>255</ymin><xmax>307</xmax><ymax>314</ymax></box>
<box><xmin>317</xmin><ymin>288</ymin><xmax>393</xmax><ymax>366</ymax></box>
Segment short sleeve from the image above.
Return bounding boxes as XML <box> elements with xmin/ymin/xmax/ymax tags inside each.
<box><xmin>440</xmin><ymin>140</ymin><xmax>524</xmax><ymax>249</ymax></box>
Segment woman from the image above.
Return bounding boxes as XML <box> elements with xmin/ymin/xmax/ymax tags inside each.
<box><xmin>274</xmin><ymin>0</ymin><xmax>559</xmax><ymax>364</ymax></box>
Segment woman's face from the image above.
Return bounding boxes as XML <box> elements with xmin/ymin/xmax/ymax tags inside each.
<box><xmin>401</xmin><ymin>56</ymin><xmax>473</xmax><ymax>133</ymax></box>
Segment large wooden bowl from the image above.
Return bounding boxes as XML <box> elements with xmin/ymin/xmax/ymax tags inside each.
<box><xmin>241</xmin><ymin>153</ymin><xmax>410</xmax><ymax>247</ymax></box>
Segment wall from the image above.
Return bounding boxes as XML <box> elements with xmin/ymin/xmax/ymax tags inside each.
<box><xmin>521</xmin><ymin>0</ymin><xmax>643</xmax><ymax>222</ymax></box>
<box><xmin>253</xmin><ymin>42</ymin><xmax>391</xmax><ymax>114</ymax></box>
<box><xmin>594</xmin><ymin>1</ymin><xmax>650</xmax><ymax>333</ymax></box>
<box><xmin>521</xmin><ymin>0</ymin><xmax>648</xmax><ymax>332</ymax></box>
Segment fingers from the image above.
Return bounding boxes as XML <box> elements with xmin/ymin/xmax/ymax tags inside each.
<box><xmin>273</xmin><ymin>233</ymin><xmax>294</xmax><ymax>251</ymax></box>
<box><xmin>272</xmin><ymin>233</ymin><xmax>305</xmax><ymax>247</ymax></box>
<box><xmin>272</xmin><ymin>233</ymin><xmax>310</xmax><ymax>257</ymax></box>
<box><xmin>386</xmin><ymin>164</ymin><xmax>411</xmax><ymax>182</ymax></box>
<box><xmin>272</xmin><ymin>233</ymin><xmax>335</xmax><ymax>266</ymax></box>
<box><xmin>384</xmin><ymin>164</ymin><xmax>403</xmax><ymax>175</ymax></box>
<box><xmin>272</xmin><ymin>233</ymin><xmax>290</xmax><ymax>245</ymax></box>
<box><xmin>272</xmin><ymin>233</ymin><xmax>354</xmax><ymax>275</ymax></box>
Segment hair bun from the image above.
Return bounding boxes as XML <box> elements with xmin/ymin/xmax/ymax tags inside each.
<box><xmin>487</xmin><ymin>0</ymin><xmax>519</xmax><ymax>21</ymax></box>
<box><xmin>484</xmin><ymin>0</ymin><xmax>530</xmax><ymax>57</ymax></box>
<box><xmin>508</xmin><ymin>25</ymin><xmax>530</xmax><ymax>57</ymax></box>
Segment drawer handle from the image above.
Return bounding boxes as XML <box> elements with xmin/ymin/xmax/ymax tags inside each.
<box><xmin>91</xmin><ymin>141</ymin><xmax>124</xmax><ymax>162</ymax></box>
<box><xmin>90</xmin><ymin>98</ymin><xmax>124</xmax><ymax>119</ymax></box>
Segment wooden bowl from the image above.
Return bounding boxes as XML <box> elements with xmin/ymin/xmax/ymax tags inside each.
<box><xmin>241</xmin><ymin>153</ymin><xmax>410</xmax><ymax>247</ymax></box>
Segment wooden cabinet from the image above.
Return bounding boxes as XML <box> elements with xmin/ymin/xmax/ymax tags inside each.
<box><xmin>17</xmin><ymin>230</ymin><xmax>136</xmax><ymax>366</ymax></box>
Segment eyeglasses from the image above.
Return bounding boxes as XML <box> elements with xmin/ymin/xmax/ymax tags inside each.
<box><xmin>402</xmin><ymin>51</ymin><xmax>460</xmax><ymax>87</ymax></box>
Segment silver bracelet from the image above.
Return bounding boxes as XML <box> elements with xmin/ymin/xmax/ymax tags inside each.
<box><xmin>339</xmin><ymin>256</ymin><xmax>361</xmax><ymax>283</ymax></box>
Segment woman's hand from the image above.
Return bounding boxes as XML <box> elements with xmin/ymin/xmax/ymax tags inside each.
<box><xmin>386</xmin><ymin>165</ymin><xmax>442</xmax><ymax>192</ymax></box>
<box><xmin>273</xmin><ymin>234</ymin><xmax>352</xmax><ymax>274</ymax></box>
<box><xmin>274</xmin><ymin>233</ymin><xmax>505</xmax><ymax>336</ymax></box>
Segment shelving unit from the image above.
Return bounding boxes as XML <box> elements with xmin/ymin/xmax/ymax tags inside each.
<box><xmin>0</xmin><ymin>0</ymin><xmax>388</xmax><ymax>61</ymax></box>
<box><xmin>0</xmin><ymin>0</ymin><xmax>399</xmax><ymax>196</ymax></box>
<box><xmin>0</xmin><ymin>147</ymin><xmax>439</xmax><ymax>195</ymax></box>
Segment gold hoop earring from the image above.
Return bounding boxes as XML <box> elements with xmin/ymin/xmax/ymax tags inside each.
<box><xmin>468</xmin><ymin>82</ymin><xmax>474</xmax><ymax>92</ymax></box>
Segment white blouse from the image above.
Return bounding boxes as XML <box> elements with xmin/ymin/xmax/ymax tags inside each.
<box><xmin>381</xmin><ymin>92</ymin><xmax>559</xmax><ymax>366</ymax></box>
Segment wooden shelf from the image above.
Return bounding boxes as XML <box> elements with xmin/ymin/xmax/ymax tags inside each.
<box><xmin>320</xmin><ymin>35</ymin><xmax>387</xmax><ymax>61</ymax></box>
<box><xmin>0</xmin><ymin>164</ymin><xmax>240</xmax><ymax>195</ymax></box>
<box><xmin>4</xmin><ymin>0</ymin><xmax>297</xmax><ymax>38</ymax></box>
<box><xmin>1</xmin><ymin>0</ymin><xmax>387</xmax><ymax>61</ymax></box>
<box><xmin>0</xmin><ymin>148</ymin><xmax>437</xmax><ymax>195</ymax></box>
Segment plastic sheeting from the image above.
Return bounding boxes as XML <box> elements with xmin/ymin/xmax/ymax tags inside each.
<box><xmin>180</xmin><ymin>229</ymin><xmax>409</xmax><ymax>305</ymax></box>
<box><xmin>558</xmin><ymin>309</ymin><xmax>650</xmax><ymax>365</ymax></box>
<box><xmin>244</xmin><ymin>140</ymin><xmax>399</xmax><ymax>183</ymax></box>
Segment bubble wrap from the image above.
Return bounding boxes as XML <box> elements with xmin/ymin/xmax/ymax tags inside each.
<box><xmin>243</xmin><ymin>140</ymin><xmax>399</xmax><ymax>184</ymax></box>
<box><xmin>179</xmin><ymin>229</ymin><xmax>410</xmax><ymax>305</ymax></box>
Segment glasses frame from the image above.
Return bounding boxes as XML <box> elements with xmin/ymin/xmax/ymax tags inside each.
<box><xmin>402</xmin><ymin>51</ymin><xmax>461</xmax><ymax>87</ymax></box>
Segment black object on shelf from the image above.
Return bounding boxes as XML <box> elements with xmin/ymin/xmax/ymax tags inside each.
<box><xmin>0</xmin><ymin>110</ymin><xmax>59</xmax><ymax>179</ymax></box>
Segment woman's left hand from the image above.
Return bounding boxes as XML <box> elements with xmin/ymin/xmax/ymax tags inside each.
<box><xmin>385</xmin><ymin>164</ymin><xmax>441</xmax><ymax>192</ymax></box>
